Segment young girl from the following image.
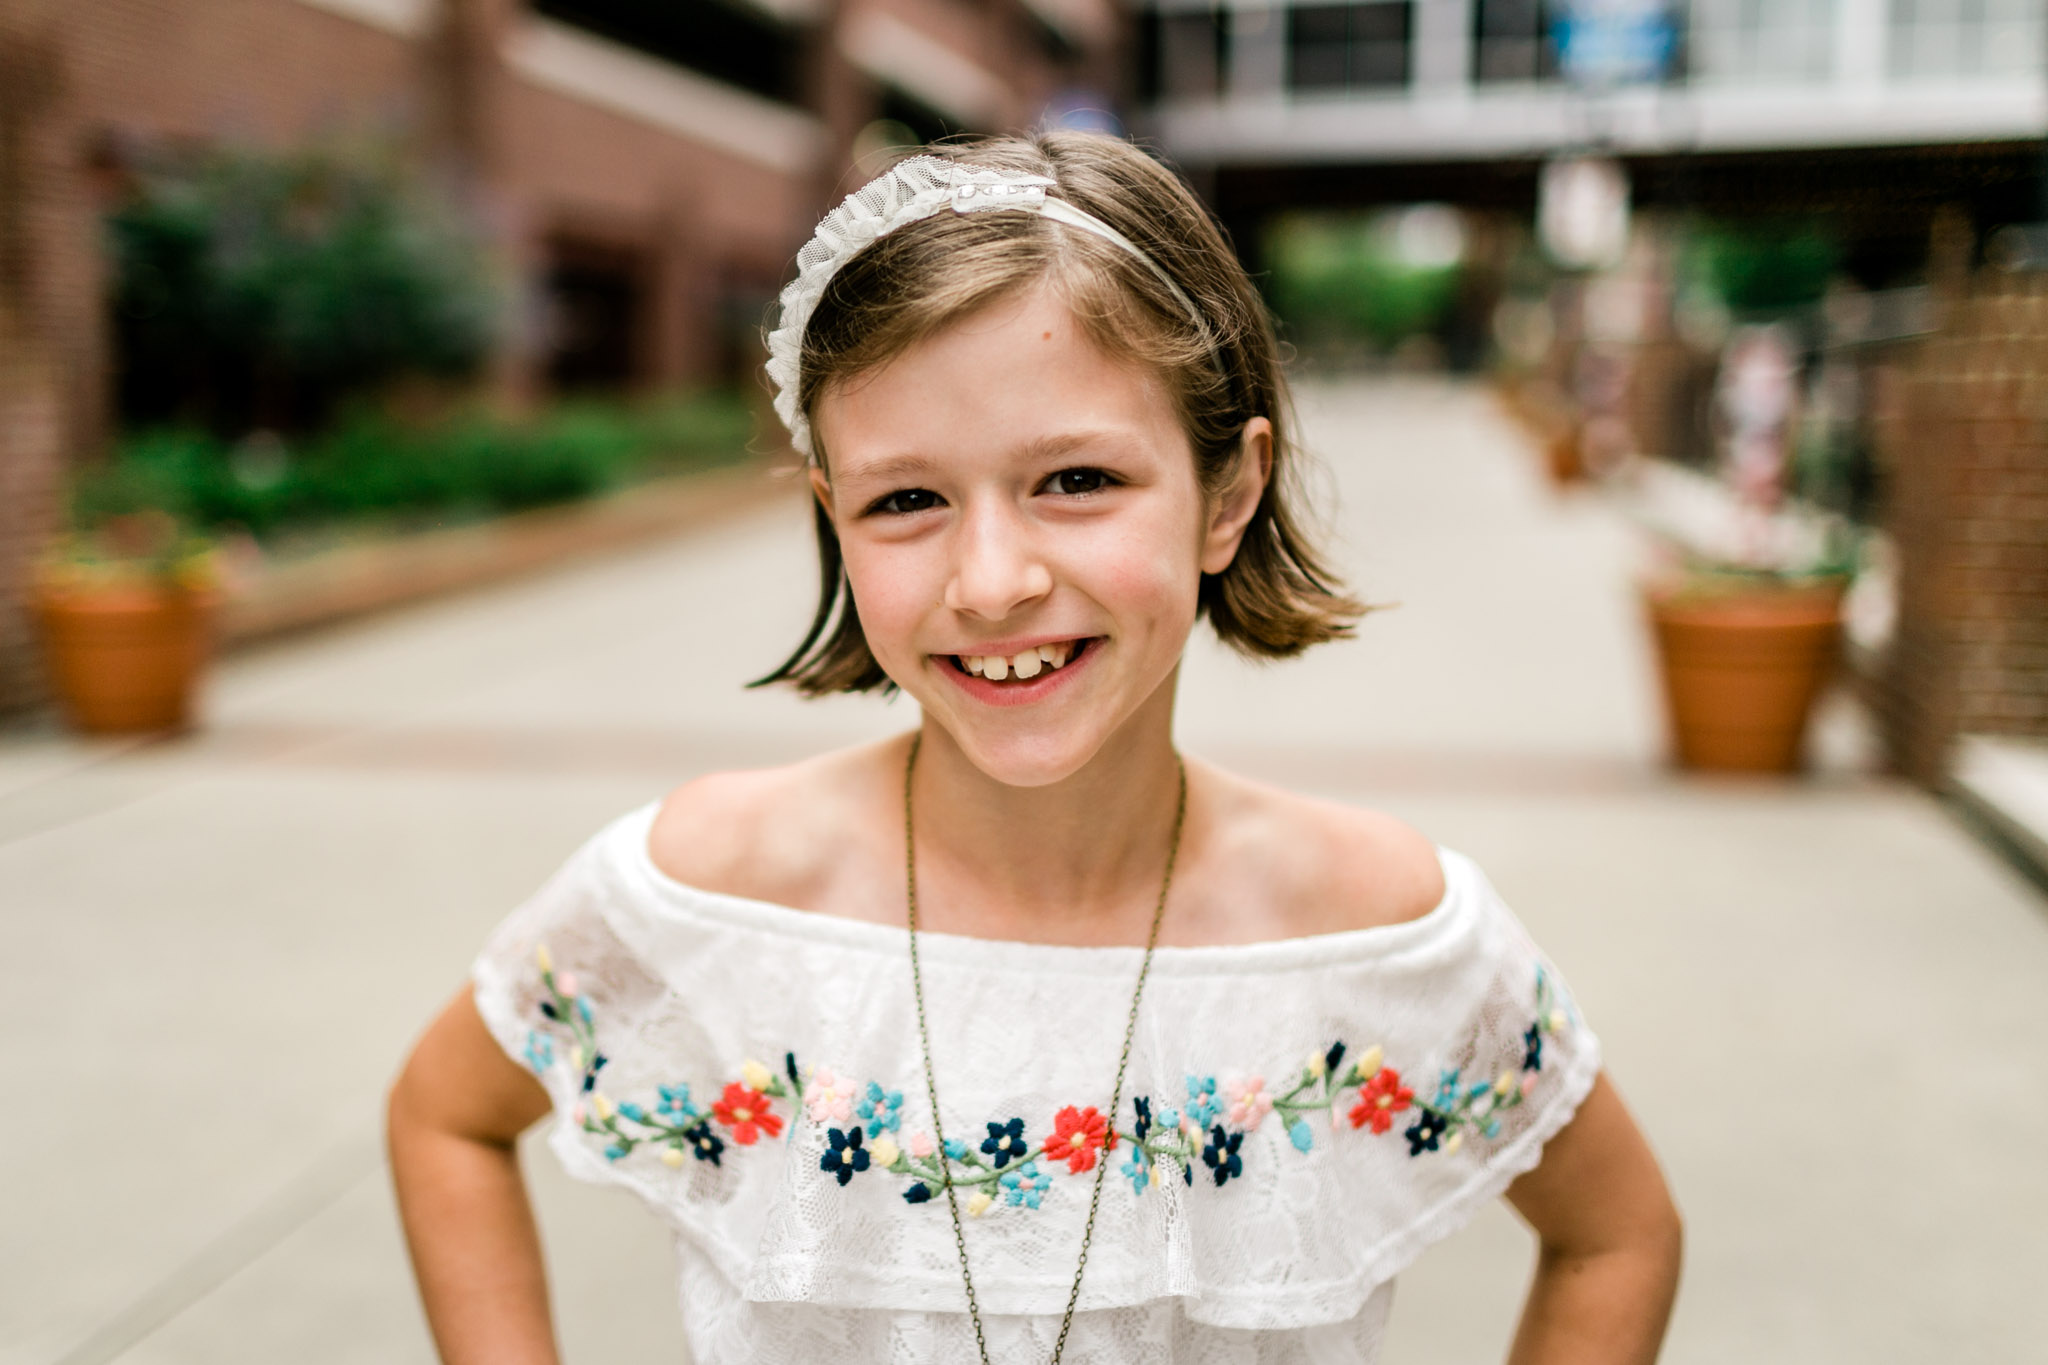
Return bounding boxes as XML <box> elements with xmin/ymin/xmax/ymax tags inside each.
<box><xmin>387</xmin><ymin>133</ymin><xmax>1682</xmax><ymax>1365</ymax></box>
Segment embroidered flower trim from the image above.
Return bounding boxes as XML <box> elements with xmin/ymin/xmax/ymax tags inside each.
<box><xmin>522</xmin><ymin>946</ymin><xmax>1575</xmax><ymax>1211</ymax></box>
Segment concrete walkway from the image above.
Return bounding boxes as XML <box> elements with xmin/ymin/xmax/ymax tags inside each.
<box><xmin>2</xmin><ymin>378</ymin><xmax>2043</xmax><ymax>1365</ymax></box>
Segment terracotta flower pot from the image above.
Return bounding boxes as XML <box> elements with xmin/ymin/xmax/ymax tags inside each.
<box><xmin>34</xmin><ymin>585</ymin><xmax>217</xmax><ymax>733</ymax></box>
<box><xmin>1643</xmin><ymin>581</ymin><xmax>1844</xmax><ymax>773</ymax></box>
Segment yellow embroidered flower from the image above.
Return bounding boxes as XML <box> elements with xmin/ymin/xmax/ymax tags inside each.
<box><xmin>1495</xmin><ymin>1070</ymin><xmax>1517</xmax><ymax>1097</ymax></box>
<box><xmin>966</xmin><ymin>1191</ymin><xmax>993</xmax><ymax>1217</ymax></box>
<box><xmin>661</xmin><ymin>1147</ymin><xmax>686</xmax><ymax>1169</ymax></box>
<box><xmin>1356</xmin><ymin>1044</ymin><xmax>1384</xmax><ymax>1081</ymax></box>
<box><xmin>869</xmin><ymin>1136</ymin><xmax>900</xmax><ymax>1169</ymax></box>
<box><xmin>1444</xmin><ymin>1131</ymin><xmax>1464</xmax><ymax>1156</ymax></box>
<box><xmin>592</xmin><ymin>1093</ymin><xmax>616</xmax><ymax>1122</ymax></box>
<box><xmin>535</xmin><ymin>944</ymin><xmax>553</xmax><ymax>974</ymax></box>
<box><xmin>741</xmin><ymin>1058</ymin><xmax>775</xmax><ymax>1092</ymax></box>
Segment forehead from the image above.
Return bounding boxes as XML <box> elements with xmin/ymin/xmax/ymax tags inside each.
<box><xmin>814</xmin><ymin>284</ymin><xmax>1186</xmax><ymax>480</ymax></box>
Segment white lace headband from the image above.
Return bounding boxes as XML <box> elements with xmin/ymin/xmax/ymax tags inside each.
<box><xmin>764</xmin><ymin>154</ymin><xmax>1207</xmax><ymax>458</ymax></box>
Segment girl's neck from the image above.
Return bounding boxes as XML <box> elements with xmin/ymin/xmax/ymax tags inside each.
<box><xmin>907</xmin><ymin>704</ymin><xmax>1186</xmax><ymax>943</ymax></box>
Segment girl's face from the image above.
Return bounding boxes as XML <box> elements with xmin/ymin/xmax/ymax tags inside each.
<box><xmin>812</xmin><ymin>283</ymin><xmax>1268</xmax><ymax>787</ymax></box>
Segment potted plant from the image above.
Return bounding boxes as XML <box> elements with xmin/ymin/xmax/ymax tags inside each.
<box><xmin>1632</xmin><ymin>324</ymin><xmax>1859</xmax><ymax>772</ymax></box>
<box><xmin>33</xmin><ymin>510</ymin><xmax>222</xmax><ymax>733</ymax></box>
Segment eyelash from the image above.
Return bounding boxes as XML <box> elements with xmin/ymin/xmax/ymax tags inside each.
<box><xmin>861</xmin><ymin>467</ymin><xmax>1120</xmax><ymax>518</ymax></box>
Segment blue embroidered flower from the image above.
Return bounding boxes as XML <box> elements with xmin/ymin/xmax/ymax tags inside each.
<box><xmin>1000</xmin><ymin>1165</ymin><xmax>1051</xmax><ymax>1209</ymax></box>
<box><xmin>683</xmin><ymin>1121</ymin><xmax>724</xmax><ymax>1166</ymax></box>
<box><xmin>656</xmin><ymin>1084</ymin><xmax>695</xmax><ymax>1122</ymax></box>
<box><xmin>1432</xmin><ymin>1069</ymin><xmax>1461</xmax><ymax>1110</ymax></box>
<box><xmin>857</xmin><ymin>1081</ymin><xmax>904</xmax><ymax>1133</ymax></box>
<box><xmin>617</xmin><ymin>1102</ymin><xmax>647</xmax><ymax>1123</ymax></box>
<box><xmin>522</xmin><ymin>1031</ymin><xmax>553</xmax><ymax>1074</ymax></box>
<box><xmin>1120</xmin><ymin>1147</ymin><xmax>1151</xmax><ymax>1194</ymax></box>
<box><xmin>1132</xmin><ymin>1096</ymin><xmax>1152</xmax><ymax>1142</ymax></box>
<box><xmin>981</xmin><ymin>1117</ymin><xmax>1028</xmax><ymax>1168</ymax></box>
<box><xmin>821</xmin><ymin>1126</ymin><xmax>870</xmax><ymax>1185</ymax></box>
<box><xmin>943</xmin><ymin>1138</ymin><xmax>968</xmax><ymax>1161</ymax></box>
<box><xmin>1404</xmin><ymin>1108</ymin><xmax>1448</xmax><ymax>1156</ymax></box>
<box><xmin>1155</xmin><ymin>1104</ymin><xmax>1181</xmax><ymax>1133</ymax></box>
<box><xmin>1288</xmin><ymin>1118</ymin><xmax>1314</xmax><ymax>1153</ymax></box>
<box><xmin>1201</xmin><ymin>1125</ymin><xmax>1243</xmax><ymax>1186</ymax></box>
<box><xmin>1522</xmin><ymin>1023</ymin><xmax>1544</xmax><ymax>1072</ymax></box>
<box><xmin>903</xmin><ymin>1182</ymin><xmax>933</xmax><ymax>1204</ymax></box>
<box><xmin>1185</xmin><ymin>1075</ymin><xmax>1221</xmax><ymax>1129</ymax></box>
<box><xmin>604</xmin><ymin>1143</ymin><xmax>628</xmax><ymax>1161</ymax></box>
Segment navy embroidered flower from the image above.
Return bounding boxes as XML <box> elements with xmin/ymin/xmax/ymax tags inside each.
<box><xmin>981</xmin><ymin>1117</ymin><xmax>1028</xmax><ymax>1168</ymax></box>
<box><xmin>903</xmin><ymin>1182</ymin><xmax>933</xmax><ymax>1204</ymax></box>
<box><xmin>1201</xmin><ymin>1125</ymin><xmax>1243</xmax><ymax>1185</ymax></box>
<box><xmin>1522</xmin><ymin>1023</ymin><xmax>1544</xmax><ymax>1072</ymax></box>
<box><xmin>821</xmin><ymin>1126</ymin><xmax>870</xmax><ymax>1185</ymax></box>
<box><xmin>1324</xmin><ymin>1041</ymin><xmax>1347</xmax><ymax>1075</ymax></box>
<box><xmin>1404</xmin><ymin>1108</ymin><xmax>1449</xmax><ymax>1156</ymax></box>
<box><xmin>1132</xmin><ymin>1096</ymin><xmax>1152</xmax><ymax>1142</ymax></box>
<box><xmin>857</xmin><ymin>1081</ymin><xmax>904</xmax><ymax>1133</ymax></box>
<box><xmin>1000</xmin><ymin>1165</ymin><xmax>1052</xmax><ymax>1209</ymax></box>
<box><xmin>683</xmin><ymin>1120</ymin><xmax>724</xmax><ymax>1166</ymax></box>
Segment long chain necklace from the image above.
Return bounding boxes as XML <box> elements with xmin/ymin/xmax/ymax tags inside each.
<box><xmin>903</xmin><ymin>734</ymin><xmax>1189</xmax><ymax>1365</ymax></box>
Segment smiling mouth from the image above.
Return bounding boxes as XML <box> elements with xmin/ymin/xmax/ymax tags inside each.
<box><xmin>946</xmin><ymin>638</ymin><xmax>1095</xmax><ymax>682</ymax></box>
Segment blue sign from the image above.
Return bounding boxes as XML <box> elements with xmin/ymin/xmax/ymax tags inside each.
<box><xmin>1553</xmin><ymin>1</ymin><xmax>1678</xmax><ymax>87</ymax></box>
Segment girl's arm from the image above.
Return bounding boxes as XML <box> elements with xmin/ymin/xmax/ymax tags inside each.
<box><xmin>1502</xmin><ymin>1072</ymin><xmax>1683</xmax><ymax>1365</ymax></box>
<box><xmin>388</xmin><ymin>988</ymin><xmax>557</xmax><ymax>1365</ymax></box>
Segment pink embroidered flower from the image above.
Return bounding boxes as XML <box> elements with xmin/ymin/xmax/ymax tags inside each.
<box><xmin>1042</xmin><ymin>1105</ymin><xmax>1112</xmax><ymax>1174</ymax></box>
<box><xmin>1349</xmin><ymin>1067</ymin><xmax>1414</xmax><ymax>1134</ymax></box>
<box><xmin>1226</xmin><ymin>1076</ymin><xmax>1273</xmax><ymax>1130</ymax></box>
<box><xmin>805</xmin><ymin>1067</ymin><xmax>855</xmax><ymax>1123</ymax></box>
<box><xmin>555</xmin><ymin>972</ymin><xmax>580</xmax><ymax>998</ymax></box>
<box><xmin>712</xmin><ymin>1082</ymin><xmax>783</xmax><ymax>1145</ymax></box>
<box><xmin>907</xmin><ymin>1130</ymin><xmax>935</xmax><ymax>1159</ymax></box>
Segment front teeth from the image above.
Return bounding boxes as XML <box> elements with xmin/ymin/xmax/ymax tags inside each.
<box><xmin>962</xmin><ymin>641</ymin><xmax>1077</xmax><ymax>679</ymax></box>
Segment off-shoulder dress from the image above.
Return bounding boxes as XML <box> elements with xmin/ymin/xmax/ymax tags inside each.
<box><xmin>472</xmin><ymin>803</ymin><xmax>1600</xmax><ymax>1364</ymax></box>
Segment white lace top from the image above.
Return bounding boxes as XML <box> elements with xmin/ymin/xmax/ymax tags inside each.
<box><xmin>472</xmin><ymin>804</ymin><xmax>1601</xmax><ymax>1364</ymax></box>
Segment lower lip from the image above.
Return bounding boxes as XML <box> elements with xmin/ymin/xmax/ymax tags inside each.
<box><xmin>935</xmin><ymin>640</ymin><xmax>1098</xmax><ymax>708</ymax></box>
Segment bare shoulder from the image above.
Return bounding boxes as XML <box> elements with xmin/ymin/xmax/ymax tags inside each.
<box><xmin>646</xmin><ymin>737</ymin><xmax>906</xmax><ymax>916</ymax></box>
<box><xmin>1187</xmin><ymin>762</ymin><xmax>1446</xmax><ymax>941</ymax></box>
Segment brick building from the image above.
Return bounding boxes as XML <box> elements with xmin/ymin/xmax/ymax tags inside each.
<box><xmin>0</xmin><ymin>0</ymin><xmax>1123</xmax><ymax>713</ymax></box>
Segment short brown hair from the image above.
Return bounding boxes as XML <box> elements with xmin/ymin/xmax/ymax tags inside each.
<box><xmin>756</xmin><ymin>132</ymin><xmax>1363</xmax><ymax>695</ymax></box>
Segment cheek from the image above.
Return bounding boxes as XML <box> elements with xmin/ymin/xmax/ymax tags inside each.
<box><xmin>838</xmin><ymin>535</ymin><xmax>937</xmax><ymax>657</ymax></box>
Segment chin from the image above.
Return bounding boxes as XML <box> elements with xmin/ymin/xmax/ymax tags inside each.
<box><xmin>948</xmin><ymin>727</ymin><xmax>1108</xmax><ymax>789</ymax></box>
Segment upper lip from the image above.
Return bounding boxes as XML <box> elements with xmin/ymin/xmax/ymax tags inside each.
<box><xmin>934</xmin><ymin>635</ymin><xmax>1094</xmax><ymax>658</ymax></box>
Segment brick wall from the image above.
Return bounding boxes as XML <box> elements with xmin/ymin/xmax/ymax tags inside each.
<box><xmin>1872</xmin><ymin>271</ymin><xmax>2048</xmax><ymax>782</ymax></box>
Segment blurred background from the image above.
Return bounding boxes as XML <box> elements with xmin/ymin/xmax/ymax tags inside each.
<box><xmin>3</xmin><ymin>1</ymin><xmax>2047</xmax><ymax>1363</ymax></box>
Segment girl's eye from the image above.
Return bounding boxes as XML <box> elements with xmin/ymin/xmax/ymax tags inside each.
<box><xmin>867</xmin><ymin>488</ymin><xmax>943</xmax><ymax>516</ymax></box>
<box><xmin>1046</xmin><ymin>467</ymin><xmax>1115</xmax><ymax>496</ymax></box>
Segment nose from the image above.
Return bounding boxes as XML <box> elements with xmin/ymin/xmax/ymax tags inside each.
<box><xmin>943</xmin><ymin>497</ymin><xmax>1052</xmax><ymax>621</ymax></box>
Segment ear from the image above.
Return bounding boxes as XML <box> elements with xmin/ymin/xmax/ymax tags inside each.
<box><xmin>807</xmin><ymin>463</ymin><xmax>834</xmax><ymax>520</ymax></box>
<box><xmin>1200</xmin><ymin>417</ymin><xmax>1273</xmax><ymax>575</ymax></box>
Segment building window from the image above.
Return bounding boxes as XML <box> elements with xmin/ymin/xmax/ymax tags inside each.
<box><xmin>1150</xmin><ymin>6</ymin><xmax>1229</xmax><ymax>100</ymax></box>
<box><xmin>1473</xmin><ymin>0</ymin><xmax>1560</xmax><ymax>83</ymax></box>
<box><xmin>1689</xmin><ymin>0</ymin><xmax>1834</xmax><ymax>83</ymax></box>
<box><xmin>531</xmin><ymin>0</ymin><xmax>805</xmax><ymax>106</ymax></box>
<box><xmin>1889</xmin><ymin>0</ymin><xmax>2045</xmax><ymax>80</ymax></box>
<box><xmin>543</xmin><ymin>239</ymin><xmax>643</xmax><ymax>393</ymax></box>
<box><xmin>1287</xmin><ymin>1</ymin><xmax>1413</xmax><ymax>92</ymax></box>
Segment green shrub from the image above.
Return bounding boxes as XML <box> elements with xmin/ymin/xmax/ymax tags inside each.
<box><xmin>1687</xmin><ymin>220</ymin><xmax>1839</xmax><ymax>317</ymax></box>
<box><xmin>1264</xmin><ymin>212</ymin><xmax>1463</xmax><ymax>355</ymax></box>
<box><xmin>74</xmin><ymin>393</ymin><xmax>756</xmax><ymax>540</ymax></box>
<box><xmin>109</xmin><ymin>144</ymin><xmax>501</xmax><ymax>434</ymax></box>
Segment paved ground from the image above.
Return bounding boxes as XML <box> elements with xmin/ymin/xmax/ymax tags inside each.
<box><xmin>3</xmin><ymin>377</ymin><xmax>2044</xmax><ymax>1365</ymax></box>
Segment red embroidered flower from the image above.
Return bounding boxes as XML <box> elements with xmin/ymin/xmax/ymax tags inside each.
<box><xmin>1042</xmin><ymin>1105</ymin><xmax>1113</xmax><ymax>1174</ymax></box>
<box><xmin>1349</xmin><ymin>1068</ymin><xmax>1414</xmax><ymax>1134</ymax></box>
<box><xmin>712</xmin><ymin>1082</ymin><xmax>783</xmax><ymax>1145</ymax></box>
